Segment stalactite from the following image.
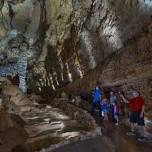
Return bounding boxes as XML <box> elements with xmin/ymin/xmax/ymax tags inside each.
<box><xmin>0</xmin><ymin>0</ymin><xmax>4</xmax><ymax>11</ymax></box>
<box><xmin>0</xmin><ymin>1</ymin><xmax>9</xmax><ymax>31</ymax></box>
<box><xmin>37</xmin><ymin>0</ymin><xmax>49</xmax><ymax>48</ymax></box>
<box><xmin>8</xmin><ymin>2</ymin><xmax>15</xmax><ymax>29</ymax></box>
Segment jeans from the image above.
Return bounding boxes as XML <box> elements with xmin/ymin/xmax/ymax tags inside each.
<box><xmin>91</xmin><ymin>101</ymin><xmax>101</xmax><ymax>116</ymax></box>
<box><xmin>110</xmin><ymin>105</ymin><xmax>115</xmax><ymax>121</ymax></box>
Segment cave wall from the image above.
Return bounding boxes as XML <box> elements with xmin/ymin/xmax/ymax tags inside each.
<box><xmin>0</xmin><ymin>0</ymin><xmax>152</xmax><ymax>116</ymax></box>
<box><xmin>0</xmin><ymin>0</ymin><xmax>49</xmax><ymax>93</ymax></box>
<box><xmin>63</xmin><ymin>33</ymin><xmax>152</xmax><ymax>117</ymax></box>
<box><xmin>30</xmin><ymin>0</ymin><xmax>152</xmax><ymax>96</ymax></box>
<box><xmin>28</xmin><ymin>0</ymin><xmax>152</xmax><ymax>119</ymax></box>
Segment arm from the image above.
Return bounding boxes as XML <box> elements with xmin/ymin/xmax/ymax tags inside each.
<box><xmin>140</xmin><ymin>105</ymin><xmax>145</xmax><ymax>118</ymax></box>
<box><xmin>119</xmin><ymin>93</ymin><xmax>130</xmax><ymax>103</ymax></box>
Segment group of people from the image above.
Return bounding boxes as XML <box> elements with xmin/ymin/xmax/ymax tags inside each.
<box><xmin>91</xmin><ymin>86</ymin><xmax>119</xmax><ymax>125</ymax></box>
<box><xmin>91</xmin><ymin>84</ymin><xmax>146</xmax><ymax>139</ymax></box>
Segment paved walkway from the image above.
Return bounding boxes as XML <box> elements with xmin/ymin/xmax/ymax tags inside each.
<box><xmin>21</xmin><ymin>104</ymin><xmax>86</xmax><ymax>150</ymax></box>
<box><xmin>53</xmin><ymin>116</ymin><xmax>152</xmax><ymax>152</ymax></box>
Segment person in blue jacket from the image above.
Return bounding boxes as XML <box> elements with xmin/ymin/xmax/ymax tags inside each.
<box><xmin>91</xmin><ymin>85</ymin><xmax>102</xmax><ymax>116</ymax></box>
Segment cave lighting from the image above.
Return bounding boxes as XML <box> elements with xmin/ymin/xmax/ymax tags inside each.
<box><xmin>59</xmin><ymin>58</ymin><xmax>64</xmax><ymax>81</ymax></box>
<box><xmin>144</xmin><ymin>0</ymin><xmax>152</xmax><ymax>7</ymax></box>
<box><xmin>49</xmin><ymin>74</ymin><xmax>56</xmax><ymax>90</ymax></box>
<box><xmin>38</xmin><ymin>87</ymin><xmax>42</xmax><ymax>92</ymax></box>
<box><xmin>103</xmin><ymin>26</ymin><xmax>122</xmax><ymax>49</ymax></box>
<box><xmin>81</xmin><ymin>30</ymin><xmax>97</xmax><ymax>69</ymax></box>
<box><xmin>65</xmin><ymin>62</ymin><xmax>73</xmax><ymax>82</ymax></box>
<box><xmin>75</xmin><ymin>56</ymin><xmax>83</xmax><ymax>78</ymax></box>
<box><xmin>68</xmin><ymin>72</ymin><xmax>73</xmax><ymax>82</ymax></box>
<box><xmin>55</xmin><ymin>76</ymin><xmax>60</xmax><ymax>86</ymax></box>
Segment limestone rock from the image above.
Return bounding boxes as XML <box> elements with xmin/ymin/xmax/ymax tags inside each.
<box><xmin>0</xmin><ymin>108</ymin><xmax>14</xmax><ymax>131</ymax></box>
<box><xmin>52</xmin><ymin>98</ymin><xmax>97</xmax><ymax>131</ymax></box>
<box><xmin>61</xmin><ymin>91</ymin><xmax>68</xmax><ymax>99</ymax></box>
<box><xmin>0</xmin><ymin>0</ymin><xmax>151</xmax><ymax>122</ymax></box>
<box><xmin>3</xmin><ymin>85</ymin><xmax>21</xmax><ymax>96</ymax></box>
<box><xmin>28</xmin><ymin>93</ymin><xmax>42</xmax><ymax>104</ymax></box>
<box><xmin>74</xmin><ymin>96</ymin><xmax>81</xmax><ymax>106</ymax></box>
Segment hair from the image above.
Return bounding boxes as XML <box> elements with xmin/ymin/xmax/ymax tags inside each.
<box><xmin>132</xmin><ymin>90</ymin><xmax>140</xmax><ymax>96</ymax></box>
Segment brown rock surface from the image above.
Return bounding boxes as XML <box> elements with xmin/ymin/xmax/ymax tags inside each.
<box><xmin>0</xmin><ymin>108</ymin><xmax>14</xmax><ymax>131</ymax></box>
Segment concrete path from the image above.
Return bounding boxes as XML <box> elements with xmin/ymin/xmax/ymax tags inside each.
<box><xmin>21</xmin><ymin>105</ymin><xmax>86</xmax><ymax>150</ymax></box>
<box><xmin>52</xmin><ymin>136</ymin><xmax>115</xmax><ymax>152</ymax></box>
<box><xmin>53</xmin><ymin>116</ymin><xmax>152</xmax><ymax>152</ymax></box>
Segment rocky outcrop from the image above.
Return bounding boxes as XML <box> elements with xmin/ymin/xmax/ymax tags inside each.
<box><xmin>51</xmin><ymin>98</ymin><xmax>97</xmax><ymax>131</ymax></box>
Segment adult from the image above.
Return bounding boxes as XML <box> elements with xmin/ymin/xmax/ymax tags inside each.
<box><xmin>91</xmin><ymin>85</ymin><xmax>102</xmax><ymax>116</ymax></box>
<box><xmin>119</xmin><ymin>91</ymin><xmax>145</xmax><ymax>139</ymax></box>
<box><xmin>110</xmin><ymin>91</ymin><xmax>117</xmax><ymax>121</ymax></box>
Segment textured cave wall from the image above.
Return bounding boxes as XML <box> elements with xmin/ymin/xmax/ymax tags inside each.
<box><xmin>0</xmin><ymin>0</ymin><xmax>49</xmax><ymax>93</ymax></box>
<box><xmin>30</xmin><ymin>0</ymin><xmax>152</xmax><ymax>92</ymax></box>
<box><xmin>0</xmin><ymin>0</ymin><xmax>151</xmax><ymax>89</ymax></box>
<box><xmin>63</xmin><ymin>33</ymin><xmax>152</xmax><ymax>117</ymax></box>
<box><xmin>0</xmin><ymin>0</ymin><xmax>152</xmax><ymax>117</ymax></box>
<box><xmin>0</xmin><ymin>0</ymin><xmax>41</xmax><ymax>39</ymax></box>
<box><xmin>29</xmin><ymin>0</ymin><xmax>152</xmax><ymax>118</ymax></box>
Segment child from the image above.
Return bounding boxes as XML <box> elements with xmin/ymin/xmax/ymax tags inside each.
<box><xmin>114</xmin><ymin>101</ymin><xmax>120</xmax><ymax>125</ymax></box>
<box><xmin>101</xmin><ymin>97</ymin><xmax>108</xmax><ymax>121</ymax></box>
<box><xmin>110</xmin><ymin>91</ymin><xmax>117</xmax><ymax>121</ymax></box>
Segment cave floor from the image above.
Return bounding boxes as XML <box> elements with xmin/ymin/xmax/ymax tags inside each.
<box><xmin>0</xmin><ymin>104</ymin><xmax>86</xmax><ymax>152</ymax></box>
<box><xmin>0</xmin><ymin>102</ymin><xmax>151</xmax><ymax>152</ymax></box>
<box><xmin>53</xmin><ymin>115</ymin><xmax>152</xmax><ymax>152</ymax></box>
<box><xmin>22</xmin><ymin>105</ymin><xmax>85</xmax><ymax>138</ymax></box>
<box><xmin>21</xmin><ymin>104</ymin><xmax>86</xmax><ymax>151</ymax></box>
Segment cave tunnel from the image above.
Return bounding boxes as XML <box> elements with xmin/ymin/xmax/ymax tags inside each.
<box><xmin>0</xmin><ymin>0</ymin><xmax>152</xmax><ymax>152</ymax></box>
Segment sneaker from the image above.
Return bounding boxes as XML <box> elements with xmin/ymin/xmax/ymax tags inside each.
<box><xmin>126</xmin><ymin>131</ymin><xmax>136</xmax><ymax>136</ymax></box>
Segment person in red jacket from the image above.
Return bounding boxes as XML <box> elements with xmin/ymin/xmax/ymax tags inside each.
<box><xmin>119</xmin><ymin>91</ymin><xmax>145</xmax><ymax>139</ymax></box>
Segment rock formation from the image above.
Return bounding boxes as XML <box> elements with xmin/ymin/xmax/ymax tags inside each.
<box><xmin>0</xmin><ymin>0</ymin><xmax>152</xmax><ymax>119</ymax></box>
<box><xmin>0</xmin><ymin>1</ymin><xmax>152</xmax><ymax>151</ymax></box>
